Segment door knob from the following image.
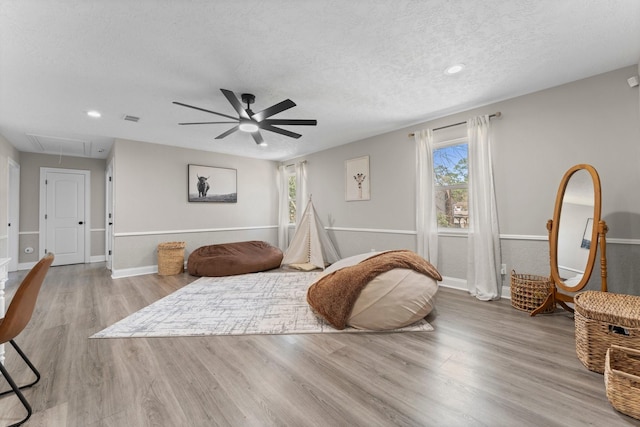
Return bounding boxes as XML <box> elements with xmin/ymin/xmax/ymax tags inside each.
<box><xmin>79</xmin><ymin>221</ymin><xmax>84</xmax><ymax>225</ymax></box>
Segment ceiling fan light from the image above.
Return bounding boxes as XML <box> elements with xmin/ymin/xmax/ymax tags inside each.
<box><xmin>239</xmin><ymin>120</ymin><xmax>259</xmax><ymax>133</ymax></box>
<box><xmin>259</xmin><ymin>141</ymin><xmax>268</xmax><ymax>147</ymax></box>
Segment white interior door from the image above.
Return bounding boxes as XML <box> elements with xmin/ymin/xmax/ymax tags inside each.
<box><xmin>8</xmin><ymin>159</ymin><xmax>19</xmax><ymax>271</ymax></box>
<box><xmin>40</xmin><ymin>168</ymin><xmax>90</xmax><ymax>266</ymax></box>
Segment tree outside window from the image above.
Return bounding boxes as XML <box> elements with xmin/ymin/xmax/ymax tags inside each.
<box><xmin>433</xmin><ymin>142</ymin><xmax>469</xmax><ymax>229</ymax></box>
<box><xmin>287</xmin><ymin>174</ymin><xmax>296</xmax><ymax>224</ymax></box>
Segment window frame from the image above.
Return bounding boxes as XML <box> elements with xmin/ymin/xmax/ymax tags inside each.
<box><xmin>432</xmin><ymin>136</ymin><xmax>469</xmax><ymax>235</ymax></box>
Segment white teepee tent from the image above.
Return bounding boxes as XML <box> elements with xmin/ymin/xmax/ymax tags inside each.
<box><xmin>281</xmin><ymin>197</ymin><xmax>340</xmax><ymax>270</ymax></box>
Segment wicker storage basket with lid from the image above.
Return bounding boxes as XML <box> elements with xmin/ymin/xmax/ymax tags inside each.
<box><xmin>574</xmin><ymin>291</ymin><xmax>640</xmax><ymax>373</ymax></box>
<box><xmin>605</xmin><ymin>345</ymin><xmax>640</xmax><ymax>420</ymax></box>
<box><xmin>510</xmin><ymin>271</ymin><xmax>554</xmax><ymax>314</ymax></box>
<box><xmin>157</xmin><ymin>241</ymin><xmax>186</xmax><ymax>275</ymax></box>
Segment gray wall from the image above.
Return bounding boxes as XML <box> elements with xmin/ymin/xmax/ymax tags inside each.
<box><xmin>110</xmin><ymin>139</ymin><xmax>279</xmax><ymax>273</ymax></box>
<box><xmin>285</xmin><ymin>66</ymin><xmax>640</xmax><ymax>295</ymax></box>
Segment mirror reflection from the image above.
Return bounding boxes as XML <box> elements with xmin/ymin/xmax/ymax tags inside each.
<box><xmin>557</xmin><ymin>169</ymin><xmax>594</xmax><ymax>287</ymax></box>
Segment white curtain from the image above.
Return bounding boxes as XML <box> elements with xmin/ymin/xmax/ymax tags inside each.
<box><xmin>415</xmin><ymin>129</ymin><xmax>439</xmax><ymax>267</ymax></box>
<box><xmin>466</xmin><ymin>115</ymin><xmax>501</xmax><ymax>300</ymax></box>
<box><xmin>277</xmin><ymin>165</ymin><xmax>290</xmax><ymax>251</ymax></box>
<box><xmin>295</xmin><ymin>161</ymin><xmax>308</xmax><ymax>224</ymax></box>
<box><xmin>277</xmin><ymin>161</ymin><xmax>308</xmax><ymax>251</ymax></box>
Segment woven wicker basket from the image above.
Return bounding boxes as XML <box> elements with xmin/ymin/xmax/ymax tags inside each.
<box><xmin>605</xmin><ymin>345</ymin><xmax>640</xmax><ymax>420</ymax></box>
<box><xmin>510</xmin><ymin>271</ymin><xmax>554</xmax><ymax>314</ymax></box>
<box><xmin>575</xmin><ymin>291</ymin><xmax>640</xmax><ymax>373</ymax></box>
<box><xmin>157</xmin><ymin>241</ymin><xmax>186</xmax><ymax>275</ymax></box>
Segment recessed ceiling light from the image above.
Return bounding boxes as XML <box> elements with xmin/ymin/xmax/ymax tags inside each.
<box><xmin>87</xmin><ymin>110</ymin><xmax>101</xmax><ymax>118</ymax></box>
<box><xmin>445</xmin><ymin>64</ymin><xmax>465</xmax><ymax>75</ymax></box>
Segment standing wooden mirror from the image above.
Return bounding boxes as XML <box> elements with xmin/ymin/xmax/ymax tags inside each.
<box><xmin>531</xmin><ymin>164</ymin><xmax>608</xmax><ymax>316</ymax></box>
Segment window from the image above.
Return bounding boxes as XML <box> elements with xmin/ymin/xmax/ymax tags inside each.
<box><xmin>287</xmin><ymin>171</ymin><xmax>296</xmax><ymax>224</ymax></box>
<box><xmin>433</xmin><ymin>139</ymin><xmax>469</xmax><ymax>229</ymax></box>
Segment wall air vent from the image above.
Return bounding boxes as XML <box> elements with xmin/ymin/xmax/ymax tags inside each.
<box><xmin>123</xmin><ymin>115</ymin><xmax>140</xmax><ymax>122</ymax></box>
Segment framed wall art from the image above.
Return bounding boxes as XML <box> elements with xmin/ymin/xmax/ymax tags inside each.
<box><xmin>345</xmin><ymin>155</ymin><xmax>370</xmax><ymax>201</ymax></box>
<box><xmin>581</xmin><ymin>217</ymin><xmax>594</xmax><ymax>249</ymax></box>
<box><xmin>188</xmin><ymin>164</ymin><xmax>237</xmax><ymax>203</ymax></box>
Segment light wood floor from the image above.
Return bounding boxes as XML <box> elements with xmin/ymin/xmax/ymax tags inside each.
<box><xmin>1</xmin><ymin>262</ymin><xmax>638</xmax><ymax>427</ymax></box>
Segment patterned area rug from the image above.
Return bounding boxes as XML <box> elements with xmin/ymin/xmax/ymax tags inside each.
<box><xmin>91</xmin><ymin>272</ymin><xmax>433</xmax><ymax>338</ymax></box>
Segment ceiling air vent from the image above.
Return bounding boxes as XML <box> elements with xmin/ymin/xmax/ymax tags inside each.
<box><xmin>123</xmin><ymin>115</ymin><xmax>140</xmax><ymax>122</ymax></box>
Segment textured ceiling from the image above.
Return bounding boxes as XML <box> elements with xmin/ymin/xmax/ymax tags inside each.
<box><xmin>1</xmin><ymin>0</ymin><xmax>639</xmax><ymax>161</ymax></box>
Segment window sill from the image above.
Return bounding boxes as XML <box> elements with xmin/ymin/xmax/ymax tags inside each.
<box><xmin>438</xmin><ymin>229</ymin><xmax>469</xmax><ymax>237</ymax></box>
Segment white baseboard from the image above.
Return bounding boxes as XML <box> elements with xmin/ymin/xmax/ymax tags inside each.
<box><xmin>439</xmin><ymin>276</ymin><xmax>467</xmax><ymax>291</ymax></box>
<box><xmin>111</xmin><ymin>261</ymin><xmax>189</xmax><ymax>279</ymax></box>
<box><xmin>111</xmin><ymin>265</ymin><xmax>158</xmax><ymax>279</ymax></box>
<box><xmin>18</xmin><ymin>262</ymin><xmax>37</xmax><ymax>271</ymax></box>
<box><xmin>501</xmin><ymin>285</ymin><xmax>511</xmax><ymax>299</ymax></box>
<box><xmin>18</xmin><ymin>256</ymin><xmax>107</xmax><ymax>271</ymax></box>
<box><xmin>439</xmin><ymin>275</ymin><xmax>511</xmax><ymax>300</ymax></box>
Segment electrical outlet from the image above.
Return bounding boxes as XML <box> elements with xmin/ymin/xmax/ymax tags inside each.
<box><xmin>500</xmin><ymin>264</ymin><xmax>507</xmax><ymax>275</ymax></box>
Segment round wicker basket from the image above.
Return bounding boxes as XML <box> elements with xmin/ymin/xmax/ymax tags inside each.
<box><xmin>510</xmin><ymin>271</ymin><xmax>554</xmax><ymax>314</ymax></box>
<box><xmin>157</xmin><ymin>241</ymin><xmax>186</xmax><ymax>275</ymax></box>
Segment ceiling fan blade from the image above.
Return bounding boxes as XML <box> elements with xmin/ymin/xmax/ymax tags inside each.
<box><xmin>261</xmin><ymin>124</ymin><xmax>302</xmax><ymax>139</ymax></box>
<box><xmin>173</xmin><ymin>101</ymin><xmax>238</xmax><ymax>121</ymax></box>
<box><xmin>252</xmin><ymin>99</ymin><xmax>296</xmax><ymax>122</ymax></box>
<box><xmin>215</xmin><ymin>126</ymin><xmax>239</xmax><ymax>139</ymax></box>
<box><xmin>220</xmin><ymin>89</ymin><xmax>250</xmax><ymax>120</ymax></box>
<box><xmin>179</xmin><ymin>121</ymin><xmax>238</xmax><ymax>125</ymax></box>
<box><xmin>262</xmin><ymin>119</ymin><xmax>317</xmax><ymax>126</ymax></box>
<box><xmin>251</xmin><ymin>131</ymin><xmax>265</xmax><ymax>145</ymax></box>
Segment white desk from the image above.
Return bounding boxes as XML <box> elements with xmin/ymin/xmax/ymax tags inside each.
<box><xmin>0</xmin><ymin>258</ymin><xmax>10</xmax><ymax>364</ymax></box>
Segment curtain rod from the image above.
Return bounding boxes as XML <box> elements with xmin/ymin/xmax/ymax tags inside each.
<box><xmin>407</xmin><ymin>112</ymin><xmax>501</xmax><ymax>138</ymax></box>
<box><xmin>285</xmin><ymin>159</ymin><xmax>307</xmax><ymax>168</ymax></box>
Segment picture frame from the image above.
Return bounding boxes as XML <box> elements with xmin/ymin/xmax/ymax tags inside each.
<box><xmin>345</xmin><ymin>155</ymin><xmax>370</xmax><ymax>201</ymax></box>
<box><xmin>581</xmin><ymin>217</ymin><xmax>593</xmax><ymax>249</ymax></box>
<box><xmin>188</xmin><ymin>164</ymin><xmax>237</xmax><ymax>203</ymax></box>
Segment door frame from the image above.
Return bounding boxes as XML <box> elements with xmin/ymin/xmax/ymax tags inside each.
<box><xmin>8</xmin><ymin>158</ymin><xmax>19</xmax><ymax>271</ymax></box>
<box><xmin>39</xmin><ymin>167</ymin><xmax>91</xmax><ymax>262</ymax></box>
<box><xmin>105</xmin><ymin>159</ymin><xmax>114</xmax><ymax>270</ymax></box>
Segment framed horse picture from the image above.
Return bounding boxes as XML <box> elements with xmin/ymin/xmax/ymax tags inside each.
<box><xmin>188</xmin><ymin>164</ymin><xmax>237</xmax><ymax>203</ymax></box>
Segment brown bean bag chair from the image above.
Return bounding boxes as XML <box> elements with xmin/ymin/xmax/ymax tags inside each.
<box><xmin>187</xmin><ymin>241</ymin><xmax>283</xmax><ymax>277</ymax></box>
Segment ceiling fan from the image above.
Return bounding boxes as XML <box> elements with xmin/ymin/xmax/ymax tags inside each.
<box><xmin>173</xmin><ymin>89</ymin><xmax>317</xmax><ymax>146</ymax></box>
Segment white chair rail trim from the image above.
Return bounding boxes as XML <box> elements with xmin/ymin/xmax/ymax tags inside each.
<box><xmin>114</xmin><ymin>225</ymin><xmax>278</xmax><ymax>237</ymax></box>
<box><xmin>324</xmin><ymin>226</ymin><xmax>416</xmax><ymax>235</ymax></box>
